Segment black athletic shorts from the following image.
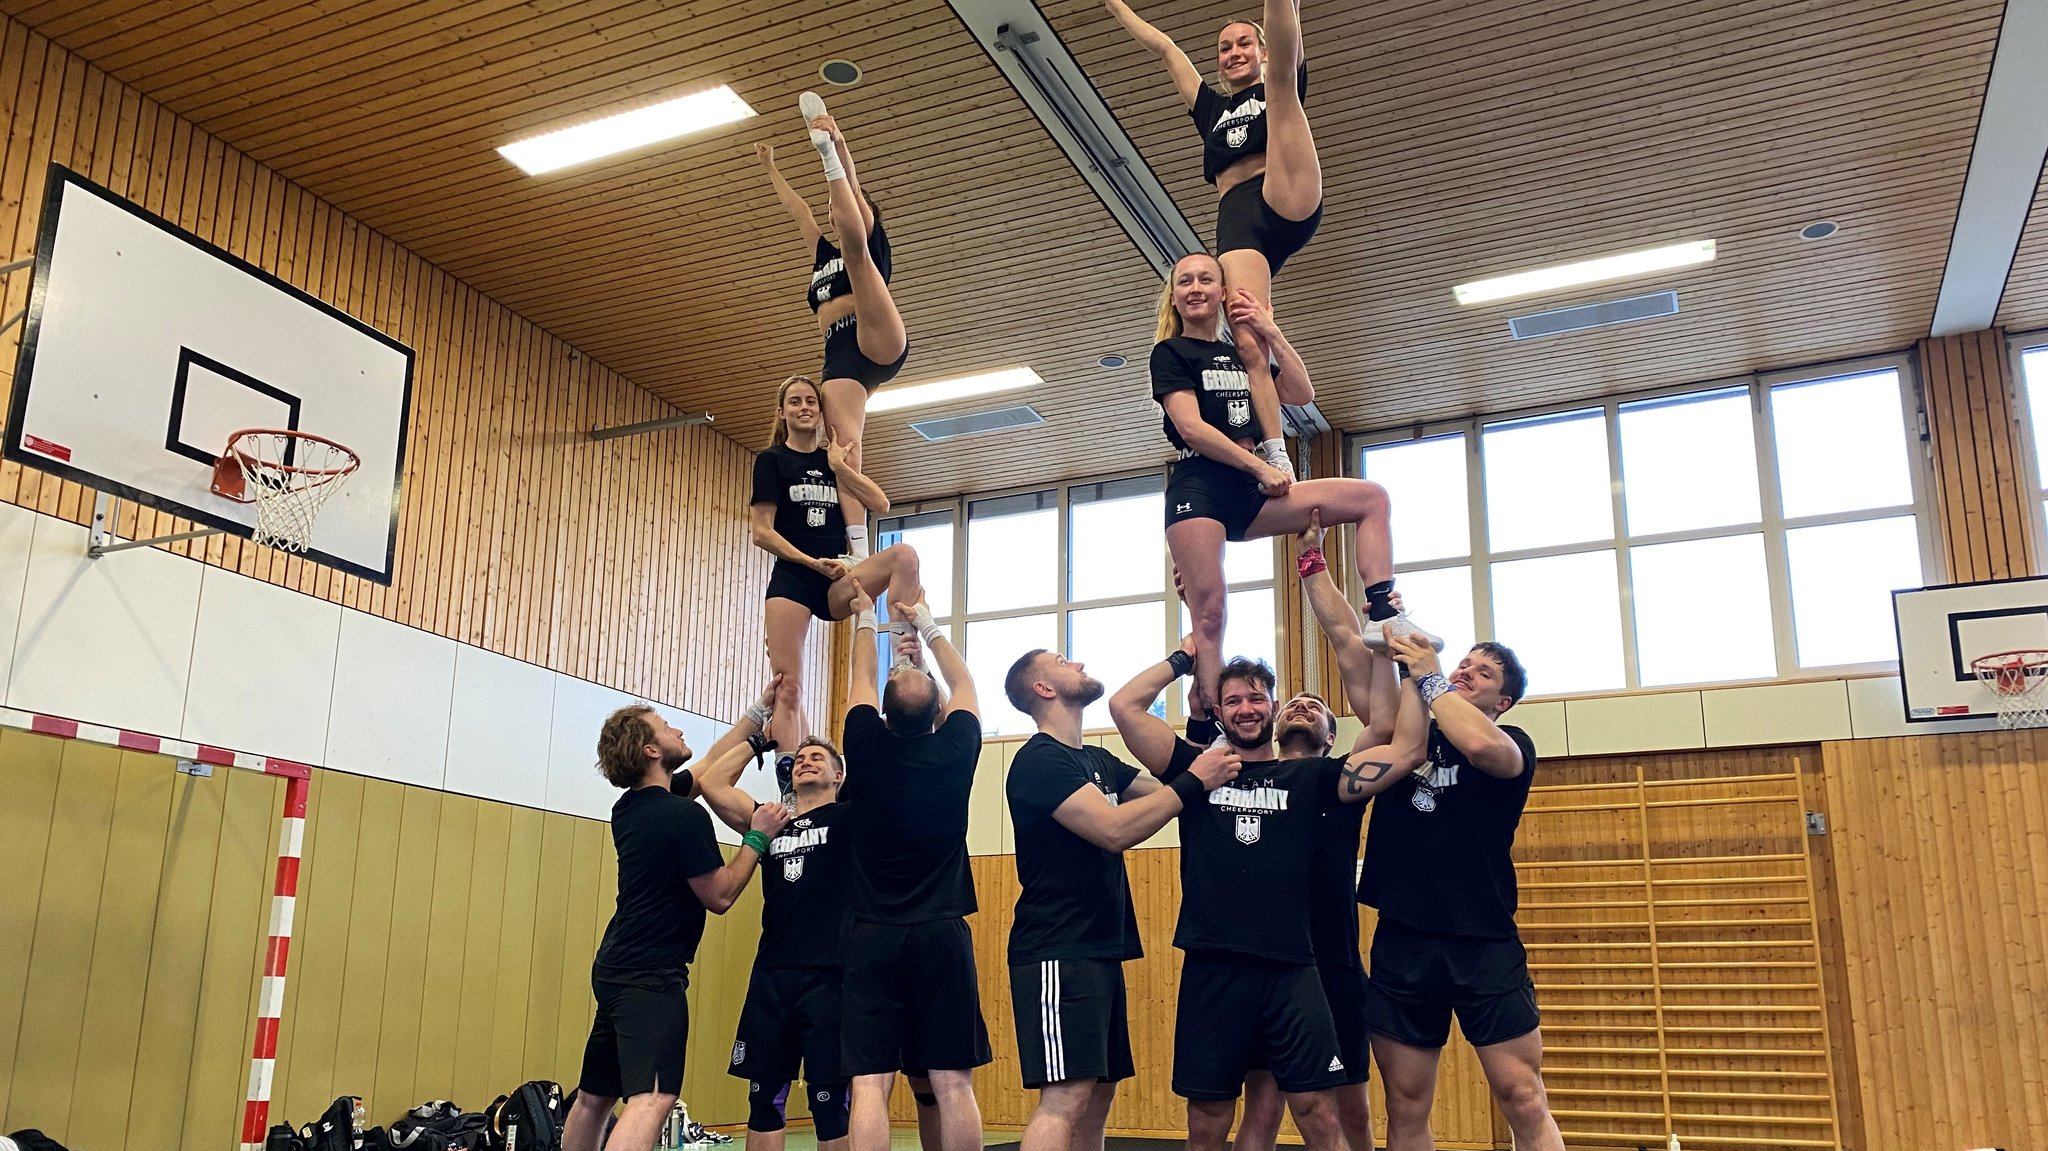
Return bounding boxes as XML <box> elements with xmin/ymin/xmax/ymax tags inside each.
<box><xmin>1166</xmin><ymin>454</ymin><xmax>1268</xmax><ymax>542</ymax></box>
<box><xmin>578</xmin><ymin>966</ymin><xmax>690</xmax><ymax>1100</ymax></box>
<box><xmin>822</xmin><ymin>314</ymin><xmax>909</xmax><ymax>391</ymax></box>
<box><xmin>1364</xmin><ymin>918</ymin><xmax>1540</xmax><ymax>1049</ymax></box>
<box><xmin>729</xmin><ymin>965</ymin><xmax>844</xmax><ymax>1083</ymax></box>
<box><xmin>1320</xmin><ymin>965</ymin><xmax>1371</xmax><ymax>1086</ymax></box>
<box><xmin>1215</xmin><ymin>175</ymin><xmax>1322</xmax><ymax>276</ymax></box>
<box><xmin>766</xmin><ymin>558</ymin><xmax>837</xmax><ymax>621</ymax></box>
<box><xmin>1173</xmin><ymin>951</ymin><xmax>1347</xmax><ymax>1100</ymax></box>
<box><xmin>841</xmin><ymin>918</ymin><xmax>992</xmax><ymax>1076</ymax></box>
<box><xmin>1009</xmin><ymin>958</ymin><xmax>1136</xmax><ymax>1089</ymax></box>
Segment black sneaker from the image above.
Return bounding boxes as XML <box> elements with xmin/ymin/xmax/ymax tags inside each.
<box><xmin>774</xmin><ymin>754</ymin><xmax>796</xmax><ymax>796</ymax></box>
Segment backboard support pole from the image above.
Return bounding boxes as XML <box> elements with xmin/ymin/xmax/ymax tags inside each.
<box><xmin>87</xmin><ymin>490</ymin><xmax>223</xmax><ymax>558</ymax></box>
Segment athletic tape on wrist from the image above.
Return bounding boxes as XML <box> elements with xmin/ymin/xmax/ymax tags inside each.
<box><xmin>1166</xmin><ymin>649</ymin><xmax>1195</xmax><ymax>678</ymax></box>
<box><xmin>1417</xmin><ymin>672</ymin><xmax>1454</xmax><ymax>705</ymax></box>
<box><xmin>742</xmin><ymin>829</ymin><xmax>772</xmax><ymax>855</ymax></box>
<box><xmin>1296</xmin><ymin>546</ymin><xmax>1327</xmax><ymax>580</ymax></box>
<box><xmin>855</xmin><ymin>610</ymin><xmax>877</xmax><ymax>633</ymax></box>
<box><xmin>744</xmin><ymin>701</ymin><xmax>772</xmax><ymax>728</ymax></box>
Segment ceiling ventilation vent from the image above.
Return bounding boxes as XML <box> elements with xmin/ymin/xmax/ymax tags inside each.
<box><xmin>909</xmin><ymin>405</ymin><xmax>1045</xmax><ymax>442</ymax></box>
<box><xmin>1508</xmin><ymin>291</ymin><xmax>1679</xmax><ymax>340</ymax></box>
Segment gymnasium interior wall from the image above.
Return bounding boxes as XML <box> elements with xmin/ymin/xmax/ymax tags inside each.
<box><xmin>0</xmin><ymin>9</ymin><xmax>2044</xmax><ymax>1151</ymax></box>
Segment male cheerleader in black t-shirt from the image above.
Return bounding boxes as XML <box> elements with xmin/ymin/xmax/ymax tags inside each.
<box><xmin>1357</xmin><ymin>640</ymin><xmax>1563</xmax><ymax>1151</ymax></box>
<box><xmin>1000</xmin><ymin>649</ymin><xmax>1243</xmax><ymax>1151</ymax></box>
<box><xmin>837</xmin><ymin>582</ymin><xmax>991</xmax><ymax>1151</ymax></box>
<box><xmin>562</xmin><ymin>705</ymin><xmax>791</xmax><ymax>1151</ymax></box>
<box><xmin>1108</xmin><ymin>649</ymin><xmax>1428</xmax><ymax>1151</ymax></box>
<box><xmin>1235</xmin><ymin>515</ymin><xmax>1406</xmax><ymax>1151</ymax></box>
<box><xmin>691</xmin><ymin>676</ymin><xmax>859</xmax><ymax>1151</ymax></box>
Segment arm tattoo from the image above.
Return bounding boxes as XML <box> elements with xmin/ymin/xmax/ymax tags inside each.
<box><xmin>1342</xmin><ymin>759</ymin><xmax>1393</xmax><ymax>796</ymax></box>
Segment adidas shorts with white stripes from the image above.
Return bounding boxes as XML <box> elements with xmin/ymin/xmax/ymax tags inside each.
<box><xmin>1172</xmin><ymin>951</ymin><xmax>1346</xmax><ymax>1100</ymax></box>
<box><xmin>1008</xmin><ymin>958</ymin><xmax>1136</xmax><ymax>1089</ymax></box>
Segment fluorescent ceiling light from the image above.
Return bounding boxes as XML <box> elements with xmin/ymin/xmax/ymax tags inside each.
<box><xmin>498</xmin><ymin>86</ymin><xmax>756</xmax><ymax>175</ymax></box>
<box><xmin>1453</xmin><ymin>240</ymin><xmax>1716</xmax><ymax>306</ymax></box>
<box><xmin>866</xmin><ymin>367</ymin><xmax>1042</xmax><ymax>414</ymax></box>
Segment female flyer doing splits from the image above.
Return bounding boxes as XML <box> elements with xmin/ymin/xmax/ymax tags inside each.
<box><xmin>1107</xmin><ymin>0</ymin><xmax>1322</xmax><ymax>486</ymax></box>
<box><xmin>756</xmin><ymin>91</ymin><xmax>908</xmax><ymax>562</ymax></box>
<box><xmin>1151</xmin><ymin>253</ymin><xmax>1435</xmax><ymax>715</ymax></box>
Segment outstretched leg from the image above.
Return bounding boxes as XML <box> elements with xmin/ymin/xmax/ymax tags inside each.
<box><xmin>1258</xmin><ymin>0</ymin><xmax>1322</xmax><ymax>221</ymax></box>
<box><xmin>1243</xmin><ymin>477</ymin><xmax>1424</xmax><ymax>638</ymax></box>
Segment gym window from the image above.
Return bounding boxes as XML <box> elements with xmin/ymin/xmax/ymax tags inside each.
<box><xmin>876</xmin><ymin>473</ymin><xmax>1279</xmax><ymax>737</ymax></box>
<box><xmin>2016</xmin><ymin>334</ymin><xmax>2048</xmax><ymax>555</ymax></box>
<box><xmin>1351</xmin><ymin>354</ymin><xmax>1935</xmax><ymax>697</ymax></box>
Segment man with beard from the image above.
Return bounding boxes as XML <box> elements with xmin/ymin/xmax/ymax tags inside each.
<box><xmin>563</xmin><ymin>705</ymin><xmax>791</xmax><ymax>1151</ymax></box>
<box><xmin>1000</xmin><ymin>649</ymin><xmax>1245</xmax><ymax>1151</ymax></box>
<box><xmin>1108</xmin><ymin>643</ymin><xmax>1431</xmax><ymax>1151</ymax></box>
<box><xmin>838</xmin><ymin>582</ymin><xmax>991</xmax><ymax>1151</ymax></box>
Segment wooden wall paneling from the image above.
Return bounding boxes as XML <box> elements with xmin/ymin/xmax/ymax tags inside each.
<box><xmin>64</xmin><ymin>748</ymin><xmax>178</xmax><ymax>1151</ymax></box>
<box><xmin>1820</xmin><ymin>732</ymin><xmax>2048</xmax><ymax>1151</ymax></box>
<box><xmin>277</xmin><ymin>769</ymin><xmax>359</xmax><ymax>1121</ymax></box>
<box><xmin>331</xmin><ymin>776</ymin><xmax>406</xmax><ymax>1104</ymax></box>
<box><xmin>121</xmin><ymin>755</ymin><xmax>228</xmax><ymax>1140</ymax></box>
<box><xmin>520</xmin><ymin>812</ymin><xmax>576</xmax><ymax>1076</ymax></box>
<box><xmin>1919</xmin><ymin>329</ymin><xmax>2038</xmax><ymax>581</ymax></box>
<box><xmin>370</xmin><ymin>786</ymin><xmax>446</xmax><ymax>1111</ymax></box>
<box><xmin>552</xmin><ymin>818</ymin><xmax>608</xmax><ymax>1092</ymax></box>
<box><xmin>452</xmin><ymin>799</ymin><xmax>513</xmax><ymax>1111</ymax></box>
<box><xmin>7</xmin><ymin>738</ymin><xmax>121</xmax><ymax>1130</ymax></box>
<box><xmin>185</xmin><ymin>767</ymin><xmax>284</xmax><ymax>1151</ymax></box>
<box><xmin>413</xmin><ymin>793</ymin><xmax>479</xmax><ymax>1102</ymax></box>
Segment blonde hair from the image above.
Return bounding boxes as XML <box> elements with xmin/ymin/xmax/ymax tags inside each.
<box><xmin>1214</xmin><ymin>19</ymin><xmax>1267</xmax><ymax>92</ymax></box>
<box><xmin>767</xmin><ymin>375</ymin><xmax>828</xmax><ymax>449</ymax></box>
<box><xmin>595</xmin><ymin>704</ymin><xmax>659</xmax><ymax>788</ymax></box>
<box><xmin>1154</xmin><ymin>253</ymin><xmax>1231</xmax><ymax>343</ymax></box>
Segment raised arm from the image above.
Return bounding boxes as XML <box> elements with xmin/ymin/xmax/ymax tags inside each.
<box><xmin>1228</xmin><ymin>291</ymin><xmax>1313</xmax><ymax>405</ymax></box>
<box><xmin>905</xmin><ymin>601</ymin><xmax>976</xmax><ymax>720</ymax></box>
<box><xmin>700</xmin><ymin>675</ymin><xmax>780</xmax><ymax>768</ymax></box>
<box><xmin>755</xmin><ymin>143</ymin><xmax>823</xmax><ymax>247</ymax></box>
<box><xmin>1052</xmin><ymin>746</ymin><xmax>1240</xmax><ymax>851</ymax></box>
<box><xmin>1108</xmin><ymin>642</ymin><xmax>1192</xmax><ymax>775</ymax></box>
<box><xmin>849</xmin><ymin>579</ymin><xmax>880</xmax><ymax>712</ymax></box>
<box><xmin>1297</xmin><ymin>514</ymin><xmax>1396</xmax><ymax>746</ymax></box>
<box><xmin>687</xmin><ymin>801</ymin><xmax>792</xmax><ymax>913</ymax></box>
<box><xmin>1103</xmin><ymin>0</ymin><xmax>1205</xmax><ymax>107</ymax></box>
<box><xmin>1397</xmin><ymin>633</ymin><xmax>1526</xmax><ymax>779</ymax></box>
<box><xmin>825</xmin><ymin>431</ymin><xmax>890</xmax><ymax>513</ymax></box>
<box><xmin>1332</xmin><ymin>667</ymin><xmax>1427</xmax><ymax>804</ymax></box>
<box><xmin>695</xmin><ymin>685</ymin><xmax>778</xmax><ymax>835</ymax></box>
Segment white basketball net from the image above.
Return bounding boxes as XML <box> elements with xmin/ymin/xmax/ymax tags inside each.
<box><xmin>224</xmin><ymin>431</ymin><xmax>360</xmax><ymax>554</ymax></box>
<box><xmin>1974</xmin><ymin>652</ymin><xmax>2048</xmax><ymax>730</ymax></box>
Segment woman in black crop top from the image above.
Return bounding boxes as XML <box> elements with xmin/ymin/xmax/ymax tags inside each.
<box><xmin>1107</xmin><ymin>0</ymin><xmax>1324</xmax><ymax>491</ymax></box>
<box><xmin>755</xmin><ymin>91</ymin><xmax>909</xmax><ymax>563</ymax></box>
<box><xmin>751</xmin><ymin>375</ymin><xmax>928</xmax><ymax>754</ymax></box>
<box><xmin>1151</xmin><ymin>253</ymin><xmax>1428</xmax><ymax>716</ymax></box>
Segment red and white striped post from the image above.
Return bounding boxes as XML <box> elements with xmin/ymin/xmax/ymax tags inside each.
<box><xmin>240</xmin><ymin>772</ymin><xmax>310</xmax><ymax>1151</ymax></box>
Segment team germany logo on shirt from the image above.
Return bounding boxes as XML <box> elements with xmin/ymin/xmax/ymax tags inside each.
<box><xmin>1235</xmin><ymin>813</ymin><xmax>1261</xmax><ymax>844</ymax></box>
<box><xmin>1227</xmin><ymin>123</ymin><xmax>1249</xmax><ymax>148</ymax></box>
<box><xmin>1210</xmin><ymin>780</ymin><xmax>1289</xmax><ymax>845</ymax></box>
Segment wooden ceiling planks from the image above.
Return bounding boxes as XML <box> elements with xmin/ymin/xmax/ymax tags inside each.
<box><xmin>1997</xmin><ymin>163</ymin><xmax>2048</xmax><ymax>335</ymax></box>
<box><xmin>0</xmin><ymin>0</ymin><xmax>2010</xmax><ymax>502</ymax></box>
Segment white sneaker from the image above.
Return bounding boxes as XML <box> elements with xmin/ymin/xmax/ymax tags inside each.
<box><xmin>1362</xmin><ymin>611</ymin><xmax>1444</xmax><ymax>652</ymax></box>
<box><xmin>799</xmin><ymin>90</ymin><xmax>830</xmax><ymax>124</ymax></box>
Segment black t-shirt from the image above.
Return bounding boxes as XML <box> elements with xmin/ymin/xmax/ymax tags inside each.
<box><xmin>594</xmin><ymin>786</ymin><xmax>727</xmax><ymax>971</ymax></box>
<box><xmin>1151</xmin><ymin>336</ymin><xmax>1255</xmax><ymax>452</ymax></box>
<box><xmin>1191</xmin><ymin>65</ymin><xmax>1310</xmax><ymax>184</ymax></box>
<box><xmin>809</xmin><ymin>222</ymin><xmax>893</xmax><ymax>313</ymax></box>
<box><xmin>840</xmin><ymin>704</ymin><xmax>982</xmax><ymax>924</ymax></box>
<box><xmin>1309</xmin><ymin>800</ymin><xmax>1368</xmax><ymax>971</ymax></box>
<box><xmin>1006</xmin><ymin>735</ymin><xmax>1144</xmax><ymax>964</ymax></box>
<box><xmin>757</xmin><ymin>800</ymin><xmax>853</xmax><ymax>968</ymax></box>
<box><xmin>751</xmin><ymin>443</ymin><xmax>846</xmax><ymax>560</ymax></box>
<box><xmin>1165</xmin><ymin>740</ymin><xmax>1343</xmax><ymax>964</ymax></box>
<box><xmin>1359</xmin><ymin>722</ymin><xmax>1538</xmax><ymax>940</ymax></box>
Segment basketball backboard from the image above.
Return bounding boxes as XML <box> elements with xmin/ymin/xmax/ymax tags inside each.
<box><xmin>4</xmin><ymin>165</ymin><xmax>413</xmax><ymax>582</ymax></box>
<box><xmin>1893</xmin><ymin>574</ymin><xmax>2048</xmax><ymax>721</ymax></box>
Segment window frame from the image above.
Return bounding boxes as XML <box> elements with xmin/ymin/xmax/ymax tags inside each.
<box><xmin>1346</xmin><ymin>352</ymin><xmax>1938</xmax><ymax>698</ymax></box>
<box><xmin>2009</xmin><ymin>328</ymin><xmax>2048</xmax><ymax>564</ymax></box>
<box><xmin>875</xmin><ymin>465</ymin><xmax>1282</xmax><ymax>732</ymax></box>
